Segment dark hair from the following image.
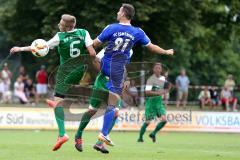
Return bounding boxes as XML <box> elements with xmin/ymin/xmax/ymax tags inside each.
<box><xmin>122</xmin><ymin>3</ymin><xmax>135</xmax><ymax>20</ymax></box>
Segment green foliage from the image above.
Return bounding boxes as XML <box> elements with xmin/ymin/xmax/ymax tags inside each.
<box><xmin>0</xmin><ymin>0</ymin><xmax>239</xmax><ymax>85</ymax></box>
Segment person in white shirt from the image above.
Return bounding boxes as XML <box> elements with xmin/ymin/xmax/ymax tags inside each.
<box><xmin>224</xmin><ymin>74</ymin><xmax>235</xmax><ymax>93</ymax></box>
<box><xmin>14</xmin><ymin>77</ymin><xmax>29</xmax><ymax>104</ymax></box>
<box><xmin>221</xmin><ymin>86</ymin><xmax>238</xmax><ymax>111</ymax></box>
<box><xmin>0</xmin><ymin>63</ymin><xmax>12</xmax><ymax>93</ymax></box>
<box><xmin>198</xmin><ymin>86</ymin><xmax>212</xmax><ymax>109</ymax></box>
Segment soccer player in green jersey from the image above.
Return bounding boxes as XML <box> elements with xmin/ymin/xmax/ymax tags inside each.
<box><xmin>138</xmin><ymin>63</ymin><xmax>170</xmax><ymax>143</ymax></box>
<box><xmin>10</xmin><ymin>14</ymin><xmax>96</xmax><ymax>151</ymax></box>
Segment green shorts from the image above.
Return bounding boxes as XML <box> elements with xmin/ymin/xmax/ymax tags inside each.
<box><xmin>89</xmin><ymin>72</ymin><xmax>109</xmax><ymax>109</ymax></box>
<box><xmin>89</xmin><ymin>72</ymin><xmax>123</xmax><ymax>109</ymax></box>
<box><xmin>144</xmin><ymin>96</ymin><xmax>166</xmax><ymax>121</ymax></box>
<box><xmin>55</xmin><ymin>60</ymin><xmax>86</xmax><ymax>96</ymax></box>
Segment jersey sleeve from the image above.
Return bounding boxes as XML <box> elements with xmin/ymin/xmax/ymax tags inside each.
<box><xmin>138</xmin><ymin>28</ymin><xmax>151</xmax><ymax>46</ymax></box>
<box><xmin>47</xmin><ymin>33</ymin><xmax>60</xmax><ymax>49</ymax></box>
<box><xmin>97</xmin><ymin>25</ymin><xmax>112</xmax><ymax>43</ymax></box>
<box><xmin>85</xmin><ymin>30</ymin><xmax>93</xmax><ymax>47</ymax></box>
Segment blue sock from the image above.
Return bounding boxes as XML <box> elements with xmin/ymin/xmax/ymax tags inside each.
<box><xmin>101</xmin><ymin>105</ymin><xmax>115</xmax><ymax>136</ymax></box>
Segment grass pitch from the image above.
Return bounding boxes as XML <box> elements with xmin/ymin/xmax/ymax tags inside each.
<box><xmin>0</xmin><ymin>130</ymin><xmax>239</xmax><ymax>160</ymax></box>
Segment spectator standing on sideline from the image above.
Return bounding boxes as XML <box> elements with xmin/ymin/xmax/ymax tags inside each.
<box><xmin>0</xmin><ymin>78</ymin><xmax>12</xmax><ymax>103</ymax></box>
<box><xmin>175</xmin><ymin>68</ymin><xmax>190</xmax><ymax>108</ymax></box>
<box><xmin>36</xmin><ymin>65</ymin><xmax>48</xmax><ymax>101</ymax></box>
<box><xmin>0</xmin><ymin>63</ymin><xmax>12</xmax><ymax>93</ymax></box>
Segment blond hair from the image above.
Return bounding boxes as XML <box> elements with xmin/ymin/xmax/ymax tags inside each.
<box><xmin>59</xmin><ymin>14</ymin><xmax>76</xmax><ymax>31</ymax></box>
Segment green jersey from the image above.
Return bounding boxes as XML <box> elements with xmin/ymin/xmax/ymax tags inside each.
<box><xmin>47</xmin><ymin>28</ymin><xmax>93</xmax><ymax>95</ymax></box>
<box><xmin>47</xmin><ymin>28</ymin><xmax>93</xmax><ymax>64</ymax></box>
<box><xmin>145</xmin><ymin>74</ymin><xmax>167</xmax><ymax>120</ymax></box>
<box><xmin>145</xmin><ymin>74</ymin><xmax>166</xmax><ymax>100</ymax></box>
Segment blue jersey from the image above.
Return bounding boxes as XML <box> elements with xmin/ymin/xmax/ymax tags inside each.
<box><xmin>97</xmin><ymin>23</ymin><xmax>150</xmax><ymax>94</ymax></box>
<box><xmin>98</xmin><ymin>23</ymin><xmax>150</xmax><ymax>65</ymax></box>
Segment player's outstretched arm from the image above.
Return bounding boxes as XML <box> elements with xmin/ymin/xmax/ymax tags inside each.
<box><xmin>146</xmin><ymin>43</ymin><xmax>174</xmax><ymax>55</ymax></box>
<box><xmin>10</xmin><ymin>46</ymin><xmax>31</xmax><ymax>54</ymax></box>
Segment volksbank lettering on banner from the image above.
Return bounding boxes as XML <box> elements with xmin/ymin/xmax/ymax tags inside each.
<box><xmin>194</xmin><ymin>112</ymin><xmax>240</xmax><ymax>127</ymax></box>
<box><xmin>115</xmin><ymin>110</ymin><xmax>240</xmax><ymax>132</ymax></box>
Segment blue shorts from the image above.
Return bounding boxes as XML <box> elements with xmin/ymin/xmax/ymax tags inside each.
<box><xmin>101</xmin><ymin>55</ymin><xmax>126</xmax><ymax>94</ymax></box>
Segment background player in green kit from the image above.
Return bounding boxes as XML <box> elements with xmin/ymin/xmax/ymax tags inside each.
<box><xmin>138</xmin><ymin>63</ymin><xmax>170</xmax><ymax>143</ymax></box>
<box><xmin>10</xmin><ymin>14</ymin><xmax>96</xmax><ymax>151</ymax></box>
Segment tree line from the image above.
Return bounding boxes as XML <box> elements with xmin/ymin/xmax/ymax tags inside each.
<box><xmin>0</xmin><ymin>0</ymin><xmax>239</xmax><ymax>86</ymax></box>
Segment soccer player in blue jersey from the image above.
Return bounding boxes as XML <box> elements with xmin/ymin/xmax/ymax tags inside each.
<box><xmin>75</xmin><ymin>3</ymin><xmax>174</xmax><ymax>153</ymax></box>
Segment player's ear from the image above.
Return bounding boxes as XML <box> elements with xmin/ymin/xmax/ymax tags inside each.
<box><xmin>71</xmin><ymin>22</ymin><xmax>76</xmax><ymax>30</ymax></box>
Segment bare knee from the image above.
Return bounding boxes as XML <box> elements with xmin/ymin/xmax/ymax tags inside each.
<box><xmin>88</xmin><ymin>109</ymin><xmax>97</xmax><ymax>116</ymax></box>
<box><xmin>145</xmin><ymin>121</ymin><xmax>150</xmax><ymax>126</ymax></box>
<box><xmin>161</xmin><ymin>115</ymin><xmax>167</xmax><ymax>122</ymax></box>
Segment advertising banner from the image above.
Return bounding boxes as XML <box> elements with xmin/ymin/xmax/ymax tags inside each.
<box><xmin>0</xmin><ymin>107</ymin><xmax>240</xmax><ymax>133</ymax></box>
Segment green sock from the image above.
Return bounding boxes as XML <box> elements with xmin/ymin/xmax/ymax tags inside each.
<box><xmin>139</xmin><ymin>122</ymin><xmax>148</xmax><ymax>140</ymax></box>
<box><xmin>151</xmin><ymin>121</ymin><xmax>167</xmax><ymax>136</ymax></box>
<box><xmin>96</xmin><ymin>140</ymin><xmax>102</xmax><ymax>145</ymax></box>
<box><xmin>54</xmin><ymin>106</ymin><xmax>65</xmax><ymax>137</ymax></box>
<box><xmin>76</xmin><ymin>111</ymin><xmax>94</xmax><ymax>139</ymax></box>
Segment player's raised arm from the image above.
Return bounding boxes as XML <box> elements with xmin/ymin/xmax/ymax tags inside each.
<box><xmin>10</xmin><ymin>33</ymin><xmax>59</xmax><ymax>55</ymax></box>
<box><xmin>146</xmin><ymin>43</ymin><xmax>174</xmax><ymax>55</ymax></box>
<box><xmin>138</xmin><ymin>28</ymin><xmax>174</xmax><ymax>56</ymax></box>
<box><xmin>10</xmin><ymin>46</ymin><xmax>31</xmax><ymax>54</ymax></box>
